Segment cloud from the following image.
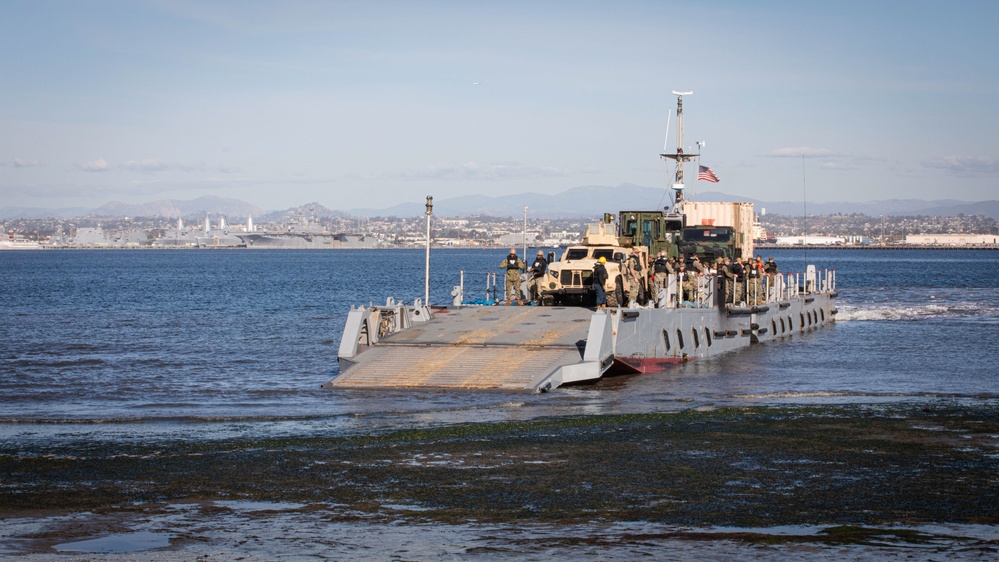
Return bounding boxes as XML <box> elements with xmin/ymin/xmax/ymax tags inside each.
<box><xmin>77</xmin><ymin>158</ymin><xmax>111</xmax><ymax>172</ymax></box>
<box><xmin>763</xmin><ymin>147</ymin><xmax>839</xmax><ymax>158</ymax></box>
<box><xmin>72</xmin><ymin>158</ymin><xmax>237</xmax><ymax>174</ymax></box>
<box><xmin>2</xmin><ymin>158</ymin><xmax>44</xmax><ymax>168</ymax></box>
<box><xmin>120</xmin><ymin>159</ymin><xmax>212</xmax><ymax>173</ymax></box>
<box><xmin>399</xmin><ymin>161</ymin><xmax>570</xmax><ymax>181</ymax></box>
<box><xmin>921</xmin><ymin>156</ymin><xmax>999</xmax><ymax>174</ymax></box>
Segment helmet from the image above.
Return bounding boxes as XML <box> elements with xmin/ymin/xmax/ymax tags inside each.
<box><xmin>598</xmin><ymin>256</ymin><xmax>607</xmax><ymax>263</ymax></box>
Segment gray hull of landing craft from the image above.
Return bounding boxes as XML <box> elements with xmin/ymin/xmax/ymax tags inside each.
<box><xmin>325</xmin><ymin>282</ymin><xmax>838</xmax><ymax>393</ymax></box>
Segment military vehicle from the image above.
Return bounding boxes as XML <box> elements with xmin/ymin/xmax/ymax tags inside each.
<box><xmin>682</xmin><ymin>201</ymin><xmax>755</xmax><ymax>261</ymax></box>
<box><xmin>678</xmin><ymin>225</ymin><xmax>737</xmax><ymax>265</ymax></box>
<box><xmin>534</xmin><ymin>203</ymin><xmax>758</xmax><ymax>306</ymax></box>
<box><xmin>539</xmin><ymin>221</ymin><xmax>643</xmax><ymax>307</ymax></box>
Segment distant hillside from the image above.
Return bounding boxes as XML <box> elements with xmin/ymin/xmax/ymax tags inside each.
<box><xmin>348</xmin><ymin>185</ymin><xmax>999</xmax><ymax>219</ymax></box>
<box><xmin>257</xmin><ymin>202</ymin><xmax>347</xmax><ymax>223</ymax></box>
<box><xmin>91</xmin><ymin>195</ymin><xmax>264</xmax><ymax>219</ymax></box>
<box><xmin>0</xmin><ymin>206</ymin><xmax>92</xmax><ymax>220</ymax></box>
<box><xmin>349</xmin><ymin>183</ymin><xmax>681</xmax><ymax>218</ymax></box>
<box><xmin>4</xmin><ymin>188</ymin><xmax>998</xmax><ymax>221</ymax></box>
<box><xmin>754</xmin><ymin>198</ymin><xmax>999</xmax><ymax>218</ymax></box>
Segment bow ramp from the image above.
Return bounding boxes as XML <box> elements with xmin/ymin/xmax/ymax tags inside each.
<box><xmin>327</xmin><ymin>304</ymin><xmax>615</xmax><ymax>392</ymax></box>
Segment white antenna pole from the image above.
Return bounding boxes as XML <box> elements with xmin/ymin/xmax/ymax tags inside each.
<box><xmin>523</xmin><ymin>205</ymin><xmax>528</xmax><ymax>262</ymax></box>
<box><xmin>663</xmin><ymin>109</ymin><xmax>672</xmax><ymax>151</ymax></box>
<box><xmin>424</xmin><ymin>196</ymin><xmax>433</xmax><ymax>306</ymax></box>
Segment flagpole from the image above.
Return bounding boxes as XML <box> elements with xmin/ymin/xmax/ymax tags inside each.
<box><xmin>695</xmin><ymin>140</ymin><xmax>706</xmax><ymax>200</ymax></box>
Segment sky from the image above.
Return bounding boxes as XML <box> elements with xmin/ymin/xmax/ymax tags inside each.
<box><xmin>2</xmin><ymin>0</ymin><xmax>998</xmax><ymax>214</ymax></box>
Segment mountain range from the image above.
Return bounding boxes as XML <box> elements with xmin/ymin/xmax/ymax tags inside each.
<box><xmin>349</xmin><ymin>184</ymin><xmax>999</xmax><ymax>219</ymax></box>
<box><xmin>2</xmin><ymin>185</ymin><xmax>998</xmax><ymax>220</ymax></box>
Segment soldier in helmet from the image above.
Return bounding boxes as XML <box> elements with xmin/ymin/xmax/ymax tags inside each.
<box><xmin>747</xmin><ymin>255</ymin><xmax>763</xmax><ymax>304</ymax></box>
<box><xmin>678</xmin><ymin>262</ymin><xmax>696</xmax><ymax>304</ymax></box>
<box><xmin>592</xmin><ymin>256</ymin><xmax>609</xmax><ymax>309</ymax></box>
<box><xmin>764</xmin><ymin>256</ymin><xmax>778</xmax><ymax>274</ymax></box>
<box><xmin>691</xmin><ymin>254</ymin><xmax>706</xmax><ymax>275</ymax></box>
<box><xmin>731</xmin><ymin>257</ymin><xmax>746</xmax><ymax>305</ymax></box>
<box><xmin>626</xmin><ymin>248</ymin><xmax>646</xmax><ymax>305</ymax></box>
<box><xmin>527</xmin><ymin>250</ymin><xmax>548</xmax><ymax>304</ymax></box>
<box><xmin>651</xmin><ymin>251</ymin><xmax>673</xmax><ymax>304</ymax></box>
<box><xmin>763</xmin><ymin>256</ymin><xmax>780</xmax><ymax>300</ymax></box>
<box><xmin>499</xmin><ymin>248</ymin><xmax>526</xmax><ymax>304</ymax></box>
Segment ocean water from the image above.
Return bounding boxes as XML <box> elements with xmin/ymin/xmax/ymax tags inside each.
<box><xmin>1</xmin><ymin>248</ymin><xmax>998</xmax><ymax>438</ymax></box>
<box><xmin>2</xmin><ymin>248</ymin><xmax>998</xmax><ymax>558</ymax></box>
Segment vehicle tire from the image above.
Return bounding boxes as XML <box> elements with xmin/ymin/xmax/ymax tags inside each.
<box><xmin>606</xmin><ymin>276</ymin><xmax>624</xmax><ymax>308</ymax></box>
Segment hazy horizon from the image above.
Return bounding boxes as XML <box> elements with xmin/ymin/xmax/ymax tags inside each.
<box><xmin>3</xmin><ymin>1</ymin><xmax>998</xmax><ymax>212</ymax></box>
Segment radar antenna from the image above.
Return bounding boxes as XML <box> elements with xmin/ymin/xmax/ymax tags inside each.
<box><xmin>660</xmin><ymin>90</ymin><xmax>699</xmax><ymax>214</ymax></box>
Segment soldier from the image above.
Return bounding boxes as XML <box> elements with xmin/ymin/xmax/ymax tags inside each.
<box><xmin>527</xmin><ymin>250</ymin><xmax>548</xmax><ymax>304</ymax></box>
<box><xmin>730</xmin><ymin>257</ymin><xmax>746</xmax><ymax>305</ymax></box>
<box><xmin>691</xmin><ymin>254</ymin><xmax>706</xmax><ymax>275</ymax></box>
<box><xmin>746</xmin><ymin>256</ymin><xmax>763</xmax><ymax>304</ymax></box>
<box><xmin>651</xmin><ymin>251</ymin><xmax>673</xmax><ymax>303</ymax></box>
<box><xmin>713</xmin><ymin>257</ymin><xmax>724</xmax><ymax>303</ymax></box>
<box><xmin>764</xmin><ymin>256</ymin><xmax>780</xmax><ymax>301</ymax></box>
<box><xmin>721</xmin><ymin>257</ymin><xmax>736</xmax><ymax>305</ymax></box>
<box><xmin>679</xmin><ymin>263</ymin><xmax>696</xmax><ymax>304</ymax></box>
<box><xmin>592</xmin><ymin>256</ymin><xmax>609</xmax><ymax>309</ymax></box>
<box><xmin>626</xmin><ymin>248</ymin><xmax>646</xmax><ymax>305</ymax></box>
<box><xmin>764</xmin><ymin>256</ymin><xmax>779</xmax><ymax>275</ymax></box>
<box><xmin>499</xmin><ymin>248</ymin><xmax>526</xmax><ymax>304</ymax></box>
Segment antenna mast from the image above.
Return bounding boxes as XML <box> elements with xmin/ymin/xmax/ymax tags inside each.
<box><xmin>659</xmin><ymin>90</ymin><xmax>698</xmax><ymax>214</ymax></box>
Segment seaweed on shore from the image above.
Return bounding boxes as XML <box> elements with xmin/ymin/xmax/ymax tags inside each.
<box><xmin>2</xmin><ymin>404</ymin><xmax>998</xmax><ymax>528</ymax></box>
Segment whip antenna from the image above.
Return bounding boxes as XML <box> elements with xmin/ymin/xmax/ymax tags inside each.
<box><xmin>658</xmin><ymin>109</ymin><xmax>673</xmax><ymax>210</ymax></box>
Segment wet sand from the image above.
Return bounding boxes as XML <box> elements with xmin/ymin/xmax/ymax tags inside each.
<box><xmin>2</xmin><ymin>403</ymin><xmax>998</xmax><ymax>559</ymax></box>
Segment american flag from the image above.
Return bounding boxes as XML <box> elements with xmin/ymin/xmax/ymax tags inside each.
<box><xmin>698</xmin><ymin>165</ymin><xmax>720</xmax><ymax>183</ymax></box>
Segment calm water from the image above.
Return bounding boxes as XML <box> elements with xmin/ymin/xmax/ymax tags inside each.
<box><xmin>2</xmin><ymin>248</ymin><xmax>998</xmax><ymax>445</ymax></box>
<box><xmin>3</xmin><ymin>248</ymin><xmax>999</xmax><ymax>559</ymax></box>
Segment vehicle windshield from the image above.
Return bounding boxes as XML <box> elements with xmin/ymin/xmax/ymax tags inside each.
<box><xmin>593</xmin><ymin>249</ymin><xmax>615</xmax><ymax>260</ymax></box>
<box><xmin>565</xmin><ymin>248</ymin><xmax>589</xmax><ymax>260</ymax></box>
<box><xmin>684</xmin><ymin>228</ymin><xmax>732</xmax><ymax>243</ymax></box>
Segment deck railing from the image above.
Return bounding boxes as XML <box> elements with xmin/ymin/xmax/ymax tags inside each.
<box><xmin>663</xmin><ymin>267</ymin><xmax>836</xmax><ymax>309</ymax></box>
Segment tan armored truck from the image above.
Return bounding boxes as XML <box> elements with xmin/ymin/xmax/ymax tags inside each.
<box><xmin>539</xmin><ymin>222</ymin><xmax>649</xmax><ymax>307</ymax></box>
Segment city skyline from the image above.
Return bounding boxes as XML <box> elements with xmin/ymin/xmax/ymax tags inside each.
<box><xmin>3</xmin><ymin>1</ymin><xmax>998</xmax><ymax>212</ymax></box>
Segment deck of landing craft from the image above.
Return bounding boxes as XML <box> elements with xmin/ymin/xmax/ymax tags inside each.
<box><xmin>326</xmin><ymin>306</ymin><xmax>595</xmax><ymax>390</ymax></box>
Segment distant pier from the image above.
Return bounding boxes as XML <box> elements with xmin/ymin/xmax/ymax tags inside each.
<box><xmin>755</xmin><ymin>243</ymin><xmax>999</xmax><ymax>251</ymax></box>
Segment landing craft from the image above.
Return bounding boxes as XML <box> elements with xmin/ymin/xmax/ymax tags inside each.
<box><xmin>325</xmin><ymin>92</ymin><xmax>838</xmax><ymax>392</ymax></box>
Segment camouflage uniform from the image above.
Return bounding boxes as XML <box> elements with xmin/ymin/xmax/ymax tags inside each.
<box><xmin>691</xmin><ymin>256</ymin><xmax>706</xmax><ymax>275</ymax></box>
<box><xmin>730</xmin><ymin>258</ymin><xmax>746</xmax><ymax>305</ymax></box>
<box><xmin>500</xmin><ymin>250</ymin><xmax>526</xmax><ymax>303</ymax></box>
<box><xmin>651</xmin><ymin>253</ymin><xmax>673</xmax><ymax>301</ymax></box>
<box><xmin>746</xmin><ymin>260</ymin><xmax>763</xmax><ymax>304</ymax></box>
<box><xmin>679</xmin><ymin>266</ymin><xmax>695</xmax><ymax>303</ymax></box>
<box><xmin>764</xmin><ymin>257</ymin><xmax>780</xmax><ymax>300</ymax></box>
<box><xmin>721</xmin><ymin>258</ymin><xmax>737</xmax><ymax>305</ymax></box>
<box><xmin>626</xmin><ymin>251</ymin><xmax>645</xmax><ymax>304</ymax></box>
<box><xmin>527</xmin><ymin>252</ymin><xmax>548</xmax><ymax>303</ymax></box>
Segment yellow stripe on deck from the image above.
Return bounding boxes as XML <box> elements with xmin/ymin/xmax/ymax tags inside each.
<box><xmin>329</xmin><ymin>346</ymin><xmax>578</xmax><ymax>390</ymax></box>
<box><xmin>329</xmin><ymin>306</ymin><xmax>595</xmax><ymax>391</ymax></box>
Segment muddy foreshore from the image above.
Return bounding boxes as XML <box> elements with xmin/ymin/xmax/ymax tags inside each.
<box><xmin>2</xmin><ymin>403</ymin><xmax>999</xmax><ymax>556</ymax></box>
